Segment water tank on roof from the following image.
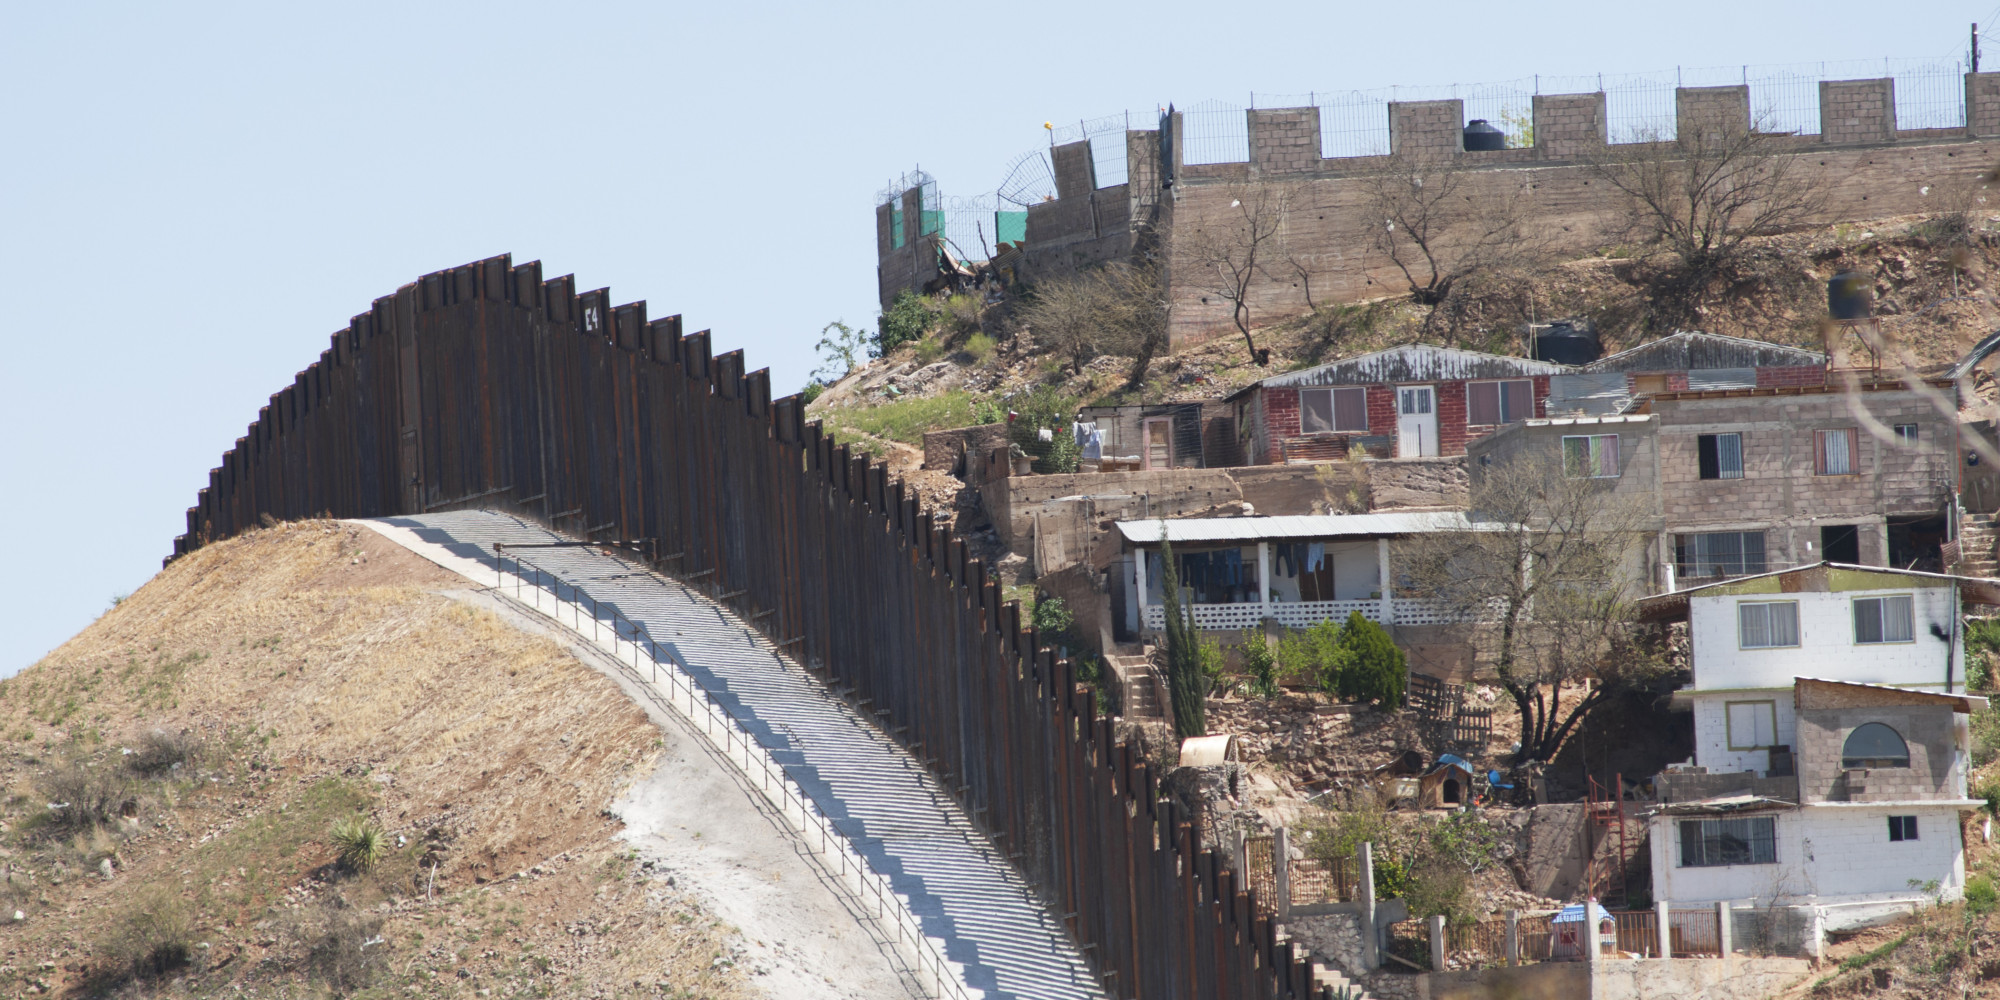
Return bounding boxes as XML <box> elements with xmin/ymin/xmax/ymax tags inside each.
<box><xmin>1531</xmin><ymin>320</ymin><xmax>1602</xmax><ymax>365</ymax></box>
<box><xmin>1463</xmin><ymin>119</ymin><xmax>1506</xmax><ymax>151</ymax></box>
<box><xmin>1828</xmin><ymin>271</ymin><xmax>1874</xmax><ymax>320</ymax></box>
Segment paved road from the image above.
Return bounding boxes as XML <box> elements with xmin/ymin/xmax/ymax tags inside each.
<box><xmin>377</xmin><ymin>511</ymin><xmax>1104</xmax><ymax>1000</ymax></box>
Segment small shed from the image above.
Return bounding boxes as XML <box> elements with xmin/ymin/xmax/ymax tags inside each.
<box><xmin>1550</xmin><ymin>901</ymin><xmax>1615</xmax><ymax>961</ymax></box>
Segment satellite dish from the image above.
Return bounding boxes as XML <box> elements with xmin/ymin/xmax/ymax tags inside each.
<box><xmin>997</xmin><ymin>149</ymin><xmax>1056</xmax><ymax>208</ymax></box>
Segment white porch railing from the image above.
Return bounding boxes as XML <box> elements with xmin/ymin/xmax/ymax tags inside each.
<box><xmin>1142</xmin><ymin>598</ymin><xmax>1462</xmax><ymax>631</ymax></box>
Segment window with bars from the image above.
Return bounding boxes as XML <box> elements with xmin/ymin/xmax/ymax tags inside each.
<box><xmin>1698</xmin><ymin>433</ymin><xmax>1744</xmax><ymax>479</ymax></box>
<box><xmin>1300</xmin><ymin>387</ymin><xmax>1369</xmax><ymax>434</ymax></box>
<box><xmin>1815</xmin><ymin>428</ymin><xmax>1860</xmax><ymax>475</ymax></box>
<box><xmin>1852</xmin><ymin>595</ymin><xmax>1915</xmax><ymax>644</ymax></box>
<box><xmin>1678</xmin><ymin>817</ymin><xmax>1778</xmax><ymax>867</ymax></box>
<box><xmin>1738</xmin><ymin>601</ymin><xmax>1800</xmax><ymax>649</ymax></box>
<box><xmin>1562</xmin><ymin>434</ymin><xmax>1620</xmax><ymax>478</ymax></box>
<box><xmin>1675</xmin><ymin>531</ymin><xmax>1767</xmax><ymax>579</ymax></box>
<box><xmin>1466</xmin><ymin>380</ymin><xmax>1532</xmax><ymax>425</ymax></box>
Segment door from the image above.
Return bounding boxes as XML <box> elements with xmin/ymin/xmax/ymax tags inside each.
<box><xmin>1143</xmin><ymin>417</ymin><xmax>1173</xmax><ymax>469</ymax></box>
<box><xmin>1397</xmin><ymin>386</ymin><xmax>1437</xmax><ymax>457</ymax></box>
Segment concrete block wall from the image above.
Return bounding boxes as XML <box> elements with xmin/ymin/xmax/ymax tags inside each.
<box><xmin>1250</xmin><ymin>108</ymin><xmax>1322</xmax><ymax>175</ymax></box>
<box><xmin>1970</xmin><ymin>71</ymin><xmax>2000</xmax><ymax>136</ymax></box>
<box><xmin>1677</xmin><ymin>85</ymin><xmax>1751</xmax><ymax>137</ymax></box>
<box><xmin>1532</xmin><ymin>92</ymin><xmax>1607</xmax><ymax>158</ymax></box>
<box><xmin>1794</xmin><ymin>704</ymin><xmax>1958</xmax><ymax>803</ymax></box>
<box><xmin>1821</xmin><ymin>79</ymin><xmax>1897</xmax><ymax>145</ymax></box>
<box><xmin>1389</xmin><ymin>99</ymin><xmax>1464</xmax><ymax>155</ymax></box>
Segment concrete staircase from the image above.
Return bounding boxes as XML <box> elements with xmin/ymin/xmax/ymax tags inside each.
<box><xmin>1307</xmin><ymin>957</ymin><xmax>1378</xmax><ymax>999</ymax></box>
<box><xmin>1106</xmin><ymin>650</ymin><xmax>1166</xmax><ymax>720</ymax></box>
<box><xmin>1959</xmin><ymin>511</ymin><xmax>2000</xmax><ymax>578</ymax></box>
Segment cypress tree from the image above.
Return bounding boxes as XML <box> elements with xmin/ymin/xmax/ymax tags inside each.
<box><xmin>1158</xmin><ymin>534</ymin><xmax>1208</xmax><ymax>740</ymax></box>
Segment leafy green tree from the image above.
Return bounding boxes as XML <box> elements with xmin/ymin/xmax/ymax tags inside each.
<box><xmin>810</xmin><ymin>320</ymin><xmax>872</xmax><ymax>385</ymax></box>
<box><xmin>1336</xmin><ymin>612</ymin><xmax>1406</xmax><ymax>709</ymax></box>
<box><xmin>1242</xmin><ymin>637</ymin><xmax>1280</xmax><ymax>699</ymax></box>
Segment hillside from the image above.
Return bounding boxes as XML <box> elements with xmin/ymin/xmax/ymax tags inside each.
<box><xmin>808</xmin><ymin>212</ymin><xmax>2000</xmax><ymax>486</ymax></box>
<box><xmin>0</xmin><ymin>522</ymin><xmax>751</xmax><ymax>999</ymax></box>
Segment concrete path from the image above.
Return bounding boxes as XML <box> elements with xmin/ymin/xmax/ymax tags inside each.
<box><xmin>366</xmin><ymin>510</ymin><xmax>1104</xmax><ymax>1000</ymax></box>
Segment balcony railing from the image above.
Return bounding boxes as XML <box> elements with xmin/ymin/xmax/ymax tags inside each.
<box><xmin>1142</xmin><ymin>597</ymin><xmax>1465</xmax><ymax>631</ymax></box>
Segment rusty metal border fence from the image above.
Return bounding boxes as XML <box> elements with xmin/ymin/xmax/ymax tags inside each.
<box><xmin>169</xmin><ymin>254</ymin><xmax>1333</xmax><ymax>1000</ymax></box>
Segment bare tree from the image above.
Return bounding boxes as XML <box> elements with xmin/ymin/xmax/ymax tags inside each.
<box><xmin>1014</xmin><ymin>261</ymin><xmax>1165</xmax><ymax>377</ymax></box>
<box><xmin>1403</xmin><ymin>451</ymin><xmax>1668</xmax><ymax>763</ymax></box>
<box><xmin>1360</xmin><ymin>148</ymin><xmax>1546</xmax><ymax>307</ymax></box>
<box><xmin>1183</xmin><ymin>185</ymin><xmax>1287</xmax><ymax>363</ymax></box>
<box><xmin>1587</xmin><ymin>111</ymin><xmax>1824</xmax><ymax>314</ymax></box>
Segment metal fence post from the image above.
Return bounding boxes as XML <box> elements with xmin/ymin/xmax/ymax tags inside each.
<box><xmin>1273</xmin><ymin>826</ymin><xmax>1291</xmax><ymax>922</ymax></box>
<box><xmin>1656</xmin><ymin>898</ymin><xmax>1671</xmax><ymax>959</ymax></box>
<box><xmin>1359</xmin><ymin>841</ymin><xmax>1379</xmax><ymax>970</ymax></box>
<box><xmin>1505</xmin><ymin>909</ymin><xmax>1519</xmax><ymax>967</ymax></box>
<box><xmin>1428</xmin><ymin>914</ymin><xmax>1446</xmax><ymax>972</ymax></box>
<box><xmin>1716</xmin><ymin>899</ymin><xmax>1733</xmax><ymax>958</ymax></box>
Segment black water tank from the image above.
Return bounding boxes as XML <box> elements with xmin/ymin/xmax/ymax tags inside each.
<box><xmin>1463</xmin><ymin>119</ymin><xmax>1506</xmax><ymax>151</ymax></box>
<box><xmin>1532</xmin><ymin>320</ymin><xmax>1602</xmax><ymax>365</ymax></box>
<box><xmin>1828</xmin><ymin>271</ymin><xmax>1874</xmax><ymax>320</ymax></box>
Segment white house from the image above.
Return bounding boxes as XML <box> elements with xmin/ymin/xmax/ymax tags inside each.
<box><xmin>1635</xmin><ymin>563</ymin><xmax>1996</xmax><ymax>954</ymax></box>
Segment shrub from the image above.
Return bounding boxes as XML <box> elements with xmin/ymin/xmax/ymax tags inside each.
<box><xmin>1967</xmin><ymin>874</ymin><xmax>1998</xmax><ymax>916</ymax></box>
<box><xmin>1278</xmin><ymin>618</ymin><xmax>1346</xmax><ymax>692</ymax></box>
<box><xmin>126</xmin><ymin>728</ymin><xmax>202</xmax><ymax>776</ymax></box>
<box><xmin>35</xmin><ymin>753</ymin><xmax>130</xmax><ymax>836</ymax></box>
<box><xmin>274</xmin><ymin>896</ymin><xmax>385</xmax><ymax>991</ymax></box>
<box><xmin>1973</xmin><ymin>709</ymin><xmax>2000</xmax><ymax>768</ymax></box>
<box><xmin>97</xmin><ymin>887</ymin><xmax>192</xmax><ymax>982</ymax></box>
<box><xmin>330</xmin><ymin>815</ymin><xmax>387</xmax><ymax>873</ymax></box>
<box><xmin>876</xmin><ymin>291</ymin><xmax>934</xmax><ymax>355</ymax></box>
<box><xmin>1336</xmin><ymin>612</ymin><xmax>1406</xmax><ymax>709</ymax></box>
<box><xmin>800</xmin><ymin>381</ymin><xmax>825</xmax><ymax>404</ymax></box>
<box><xmin>960</xmin><ymin>333</ymin><xmax>997</xmax><ymax>363</ymax></box>
<box><xmin>1242</xmin><ymin>638</ymin><xmax>1280</xmax><ymax>700</ymax></box>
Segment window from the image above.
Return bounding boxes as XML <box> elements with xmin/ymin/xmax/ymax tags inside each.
<box><xmin>1562</xmin><ymin>435</ymin><xmax>1620</xmax><ymax>478</ymax></box>
<box><xmin>1399</xmin><ymin>386</ymin><xmax>1432</xmax><ymax>415</ymax></box>
<box><xmin>1676</xmin><ymin>531</ymin><xmax>1768</xmax><ymax>579</ymax></box>
<box><xmin>1815</xmin><ymin>428</ymin><xmax>1860</xmax><ymax>475</ymax></box>
<box><xmin>1888</xmin><ymin>816</ymin><xmax>1919</xmax><ymax>842</ymax></box>
<box><xmin>1678</xmin><ymin>817</ymin><xmax>1778</xmax><ymax>867</ymax></box>
<box><xmin>1853</xmin><ymin>595</ymin><xmax>1915</xmax><ymax>644</ymax></box>
<box><xmin>1467</xmin><ymin>379</ymin><xmax>1533</xmax><ymax>425</ymax></box>
<box><xmin>1725</xmin><ymin>701</ymin><xmax>1779</xmax><ymax>750</ymax></box>
<box><xmin>1894</xmin><ymin>424</ymin><xmax>1919</xmax><ymax>446</ymax></box>
<box><xmin>1698</xmin><ymin>433</ymin><xmax>1744</xmax><ymax>479</ymax></box>
<box><xmin>1738</xmin><ymin>601</ymin><xmax>1800</xmax><ymax>649</ymax></box>
<box><xmin>1301</xmin><ymin>387</ymin><xmax>1369</xmax><ymax>433</ymax></box>
<box><xmin>1842</xmin><ymin>722</ymin><xmax>1911</xmax><ymax>769</ymax></box>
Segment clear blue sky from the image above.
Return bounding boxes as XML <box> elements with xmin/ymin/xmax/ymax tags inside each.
<box><xmin>0</xmin><ymin>1</ymin><xmax>1987</xmax><ymax>676</ymax></box>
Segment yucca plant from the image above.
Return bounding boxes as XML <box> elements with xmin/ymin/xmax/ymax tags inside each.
<box><xmin>330</xmin><ymin>815</ymin><xmax>387</xmax><ymax>873</ymax></box>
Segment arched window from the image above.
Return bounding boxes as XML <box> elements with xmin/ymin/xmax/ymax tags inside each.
<box><xmin>1841</xmin><ymin>723</ymin><xmax>1910</xmax><ymax>769</ymax></box>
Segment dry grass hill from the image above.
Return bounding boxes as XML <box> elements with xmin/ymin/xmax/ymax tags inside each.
<box><xmin>1</xmin><ymin>522</ymin><xmax>751</xmax><ymax>999</ymax></box>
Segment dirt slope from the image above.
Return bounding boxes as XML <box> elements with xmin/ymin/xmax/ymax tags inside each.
<box><xmin>1</xmin><ymin>521</ymin><xmax>751</xmax><ymax>998</ymax></box>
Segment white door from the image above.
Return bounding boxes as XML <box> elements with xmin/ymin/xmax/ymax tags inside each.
<box><xmin>1397</xmin><ymin>386</ymin><xmax>1437</xmax><ymax>457</ymax></box>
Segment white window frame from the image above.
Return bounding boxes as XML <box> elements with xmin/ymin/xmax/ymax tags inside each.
<box><xmin>1852</xmin><ymin>594</ymin><xmax>1916</xmax><ymax>645</ymax></box>
<box><xmin>1300</xmin><ymin>386</ymin><xmax>1368</xmax><ymax>434</ymax></box>
<box><xmin>1738</xmin><ymin>600</ymin><xmax>1800</xmax><ymax>650</ymax></box>
<box><xmin>1698</xmin><ymin>432</ymin><xmax>1745</xmax><ymax>480</ymax></box>
<box><xmin>1724</xmin><ymin>700</ymin><xmax>1779</xmax><ymax>751</ymax></box>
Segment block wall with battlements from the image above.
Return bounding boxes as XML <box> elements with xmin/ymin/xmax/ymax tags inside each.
<box><xmin>882</xmin><ymin>72</ymin><xmax>2000</xmax><ymax>348</ymax></box>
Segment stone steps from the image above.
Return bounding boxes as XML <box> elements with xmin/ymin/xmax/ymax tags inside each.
<box><xmin>1106</xmin><ymin>651</ymin><xmax>1164</xmax><ymax>719</ymax></box>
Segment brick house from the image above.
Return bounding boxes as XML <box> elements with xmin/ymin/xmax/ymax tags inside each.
<box><xmin>1227</xmin><ymin>345</ymin><xmax>1567</xmax><ymax>463</ymax></box>
<box><xmin>1468</xmin><ymin>378</ymin><xmax>1962</xmax><ymax>591</ymax></box>
<box><xmin>1636</xmin><ymin>564</ymin><xmax>1996</xmax><ymax>953</ymax></box>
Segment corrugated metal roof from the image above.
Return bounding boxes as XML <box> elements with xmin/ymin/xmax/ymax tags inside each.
<box><xmin>1115</xmin><ymin>511</ymin><xmax>1487</xmax><ymax>544</ymax></box>
<box><xmin>1245</xmin><ymin>344</ymin><xmax>1569</xmax><ymax>391</ymax></box>
<box><xmin>1584</xmin><ymin>331</ymin><xmax>1825</xmax><ymax>373</ymax></box>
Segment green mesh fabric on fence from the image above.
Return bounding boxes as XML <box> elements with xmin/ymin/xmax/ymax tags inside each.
<box><xmin>994</xmin><ymin>211</ymin><xmax>1027</xmax><ymax>245</ymax></box>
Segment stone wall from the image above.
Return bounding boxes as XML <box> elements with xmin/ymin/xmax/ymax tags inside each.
<box><xmin>921</xmin><ymin>422</ymin><xmax>1009</xmax><ymax>478</ymax></box>
<box><xmin>1283</xmin><ymin>911</ymin><xmax>1371</xmax><ymax>977</ymax></box>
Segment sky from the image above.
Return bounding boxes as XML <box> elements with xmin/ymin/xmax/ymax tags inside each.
<box><xmin>0</xmin><ymin>1</ymin><xmax>1991</xmax><ymax>676</ymax></box>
